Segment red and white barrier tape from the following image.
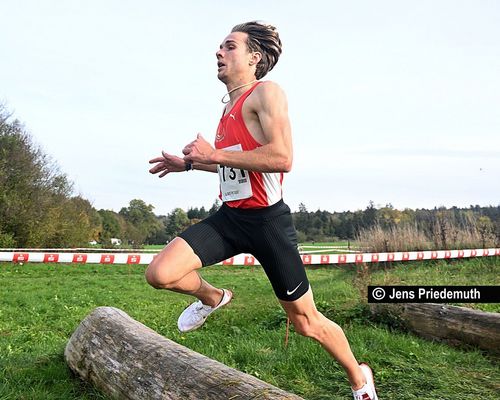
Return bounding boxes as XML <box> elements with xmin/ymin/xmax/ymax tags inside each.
<box><xmin>0</xmin><ymin>247</ymin><xmax>159</xmax><ymax>253</ymax></box>
<box><xmin>0</xmin><ymin>249</ymin><xmax>498</xmax><ymax>266</ymax></box>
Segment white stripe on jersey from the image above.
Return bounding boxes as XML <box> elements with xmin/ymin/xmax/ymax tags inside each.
<box><xmin>262</xmin><ymin>172</ymin><xmax>282</xmax><ymax>206</ymax></box>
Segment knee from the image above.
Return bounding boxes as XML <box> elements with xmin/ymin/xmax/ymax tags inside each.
<box><xmin>291</xmin><ymin>311</ymin><xmax>327</xmax><ymax>341</ymax></box>
<box><xmin>145</xmin><ymin>259</ymin><xmax>176</xmax><ymax>289</ymax></box>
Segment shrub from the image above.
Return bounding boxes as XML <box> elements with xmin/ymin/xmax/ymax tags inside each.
<box><xmin>0</xmin><ymin>231</ymin><xmax>16</xmax><ymax>248</ymax></box>
<box><xmin>356</xmin><ymin>223</ymin><xmax>432</xmax><ymax>252</ymax></box>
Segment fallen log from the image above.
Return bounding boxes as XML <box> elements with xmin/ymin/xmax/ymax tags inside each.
<box><xmin>65</xmin><ymin>307</ymin><xmax>304</xmax><ymax>400</ymax></box>
<box><xmin>370</xmin><ymin>303</ymin><xmax>500</xmax><ymax>353</ymax></box>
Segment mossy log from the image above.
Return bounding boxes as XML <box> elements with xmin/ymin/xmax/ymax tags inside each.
<box><xmin>65</xmin><ymin>307</ymin><xmax>303</xmax><ymax>400</ymax></box>
<box><xmin>370</xmin><ymin>303</ymin><xmax>500</xmax><ymax>353</ymax></box>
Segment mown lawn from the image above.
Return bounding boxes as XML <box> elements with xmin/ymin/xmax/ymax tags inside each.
<box><xmin>0</xmin><ymin>258</ymin><xmax>498</xmax><ymax>399</ymax></box>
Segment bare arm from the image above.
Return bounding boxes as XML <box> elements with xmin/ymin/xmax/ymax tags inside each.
<box><xmin>183</xmin><ymin>82</ymin><xmax>293</xmax><ymax>173</ymax></box>
<box><xmin>148</xmin><ymin>151</ymin><xmax>217</xmax><ymax>178</ymax></box>
<box><xmin>192</xmin><ymin>162</ymin><xmax>218</xmax><ymax>172</ymax></box>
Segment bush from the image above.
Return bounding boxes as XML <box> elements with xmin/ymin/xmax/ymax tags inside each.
<box><xmin>0</xmin><ymin>231</ymin><xmax>16</xmax><ymax>248</ymax></box>
<box><xmin>357</xmin><ymin>216</ymin><xmax>498</xmax><ymax>253</ymax></box>
<box><xmin>356</xmin><ymin>223</ymin><xmax>432</xmax><ymax>252</ymax></box>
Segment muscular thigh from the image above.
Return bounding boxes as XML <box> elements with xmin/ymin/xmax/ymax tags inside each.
<box><xmin>147</xmin><ymin>236</ymin><xmax>203</xmax><ymax>284</ymax></box>
<box><xmin>147</xmin><ymin>210</ymin><xmax>241</xmax><ymax>286</ymax></box>
<box><xmin>250</xmin><ymin>210</ymin><xmax>309</xmax><ymax>302</ymax></box>
<box><xmin>178</xmin><ymin>210</ymin><xmax>241</xmax><ymax>267</ymax></box>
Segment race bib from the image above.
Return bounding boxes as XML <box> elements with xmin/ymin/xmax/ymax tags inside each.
<box><xmin>217</xmin><ymin>144</ymin><xmax>252</xmax><ymax>201</ymax></box>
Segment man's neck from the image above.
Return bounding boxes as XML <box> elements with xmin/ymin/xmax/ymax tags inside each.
<box><xmin>224</xmin><ymin>77</ymin><xmax>258</xmax><ymax>104</ymax></box>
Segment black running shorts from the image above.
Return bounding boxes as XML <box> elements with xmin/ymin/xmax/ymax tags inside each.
<box><xmin>179</xmin><ymin>199</ymin><xmax>309</xmax><ymax>301</ymax></box>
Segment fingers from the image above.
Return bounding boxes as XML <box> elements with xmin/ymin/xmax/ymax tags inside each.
<box><xmin>182</xmin><ymin>139</ymin><xmax>201</xmax><ymax>158</ymax></box>
<box><xmin>150</xmin><ymin>151</ymin><xmax>173</xmax><ymax>163</ymax></box>
<box><xmin>150</xmin><ymin>164</ymin><xmax>170</xmax><ymax>177</ymax></box>
<box><xmin>149</xmin><ymin>150</ymin><xmax>186</xmax><ymax>177</ymax></box>
<box><xmin>182</xmin><ymin>142</ymin><xmax>193</xmax><ymax>155</ymax></box>
<box><xmin>149</xmin><ymin>163</ymin><xmax>166</xmax><ymax>174</ymax></box>
<box><xmin>149</xmin><ymin>151</ymin><xmax>175</xmax><ymax>171</ymax></box>
<box><xmin>151</xmin><ymin>150</ymin><xmax>179</xmax><ymax>163</ymax></box>
<box><xmin>150</xmin><ymin>136</ymin><xmax>203</xmax><ymax>175</ymax></box>
<box><xmin>183</xmin><ymin>134</ymin><xmax>205</xmax><ymax>155</ymax></box>
<box><xmin>149</xmin><ymin>157</ymin><xmax>164</xmax><ymax>164</ymax></box>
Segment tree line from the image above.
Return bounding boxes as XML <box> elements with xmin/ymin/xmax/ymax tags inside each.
<box><xmin>294</xmin><ymin>201</ymin><xmax>499</xmax><ymax>250</ymax></box>
<box><xmin>1</xmin><ymin>105</ymin><xmax>498</xmax><ymax>249</ymax></box>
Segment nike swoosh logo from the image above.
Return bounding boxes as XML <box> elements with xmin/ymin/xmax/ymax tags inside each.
<box><xmin>286</xmin><ymin>281</ymin><xmax>303</xmax><ymax>296</ymax></box>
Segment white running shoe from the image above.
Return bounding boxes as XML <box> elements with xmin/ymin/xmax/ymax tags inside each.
<box><xmin>177</xmin><ymin>289</ymin><xmax>233</xmax><ymax>333</ymax></box>
<box><xmin>352</xmin><ymin>363</ymin><xmax>378</xmax><ymax>400</ymax></box>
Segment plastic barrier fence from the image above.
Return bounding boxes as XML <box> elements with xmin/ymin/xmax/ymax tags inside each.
<box><xmin>0</xmin><ymin>248</ymin><xmax>498</xmax><ymax>266</ymax></box>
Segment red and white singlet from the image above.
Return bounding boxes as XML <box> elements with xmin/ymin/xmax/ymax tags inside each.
<box><xmin>215</xmin><ymin>82</ymin><xmax>283</xmax><ymax>209</ymax></box>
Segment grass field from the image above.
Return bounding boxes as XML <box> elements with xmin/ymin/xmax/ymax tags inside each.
<box><xmin>145</xmin><ymin>242</ymin><xmax>356</xmax><ymax>254</ymax></box>
<box><xmin>299</xmin><ymin>242</ymin><xmax>352</xmax><ymax>247</ymax></box>
<box><xmin>0</xmin><ymin>258</ymin><xmax>498</xmax><ymax>399</ymax></box>
<box><xmin>144</xmin><ymin>241</ymin><xmax>354</xmax><ymax>251</ymax></box>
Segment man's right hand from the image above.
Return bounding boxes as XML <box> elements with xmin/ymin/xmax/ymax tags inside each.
<box><xmin>149</xmin><ymin>151</ymin><xmax>186</xmax><ymax>178</ymax></box>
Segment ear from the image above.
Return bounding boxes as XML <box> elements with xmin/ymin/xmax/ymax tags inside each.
<box><xmin>249</xmin><ymin>51</ymin><xmax>262</xmax><ymax>66</ymax></box>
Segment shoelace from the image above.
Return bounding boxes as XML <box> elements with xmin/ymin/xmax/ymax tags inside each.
<box><xmin>192</xmin><ymin>302</ymin><xmax>213</xmax><ymax>317</ymax></box>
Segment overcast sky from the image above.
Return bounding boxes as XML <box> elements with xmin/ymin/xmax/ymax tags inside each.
<box><xmin>1</xmin><ymin>0</ymin><xmax>499</xmax><ymax>215</ymax></box>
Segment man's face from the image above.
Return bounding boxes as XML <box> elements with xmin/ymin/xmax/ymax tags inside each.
<box><xmin>216</xmin><ymin>31</ymin><xmax>254</xmax><ymax>82</ymax></box>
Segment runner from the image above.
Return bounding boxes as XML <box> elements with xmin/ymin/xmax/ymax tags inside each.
<box><xmin>147</xmin><ymin>21</ymin><xmax>378</xmax><ymax>400</ymax></box>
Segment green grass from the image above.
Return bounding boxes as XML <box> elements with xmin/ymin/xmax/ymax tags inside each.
<box><xmin>146</xmin><ymin>242</ymin><xmax>353</xmax><ymax>250</ymax></box>
<box><xmin>142</xmin><ymin>244</ymin><xmax>165</xmax><ymax>250</ymax></box>
<box><xmin>0</xmin><ymin>258</ymin><xmax>498</xmax><ymax>399</ymax></box>
<box><xmin>300</xmin><ymin>241</ymin><xmax>352</xmax><ymax>247</ymax></box>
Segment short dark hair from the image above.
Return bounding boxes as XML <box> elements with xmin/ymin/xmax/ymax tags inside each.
<box><xmin>231</xmin><ymin>21</ymin><xmax>282</xmax><ymax>80</ymax></box>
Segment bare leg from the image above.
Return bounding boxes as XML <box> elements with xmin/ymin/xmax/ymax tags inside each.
<box><xmin>168</xmin><ymin>272</ymin><xmax>224</xmax><ymax>307</ymax></box>
<box><xmin>145</xmin><ymin>237</ymin><xmax>223</xmax><ymax>307</ymax></box>
<box><xmin>279</xmin><ymin>288</ymin><xmax>366</xmax><ymax>390</ymax></box>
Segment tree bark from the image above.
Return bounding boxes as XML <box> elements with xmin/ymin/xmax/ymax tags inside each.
<box><xmin>370</xmin><ymin>303</ymin><xmax>500</xmax><ymax>353</ymax></box>
<box><xmin>65</xmin><ymin>307</ymin><xmax>304</xmax><ymax>400</ymax></box>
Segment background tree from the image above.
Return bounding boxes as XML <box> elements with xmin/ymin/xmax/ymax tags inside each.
<box><xmin>119</xmin><ymin>199</ymin><xmax>162</xmax><ymax>246</ymax></box>
<box><xmin>187</xmin><ymin>206</ymin><xmax>208</xmax><ymax>220</ymax></box>
<box><xmin>293</xmin><ymin>202</ymin><xmax>311</xmax><ymax>240</ymax></box>
<box><xmin>98</xmin><ymin>210</ymin><xmax>123</xmax><ymax>242</ymax></box>
<box><xmin>146</xmin><ymin>215</ymin><xmax>169</xmax><ymax>245</ymax></box>
<box><xmin>208</xmin><ymin>199</ymin><xmax>221</xmax><ymax>215</ymax></box>
<box><xmin>0</xmin><ymin>105</ymin><xmax>96</xmax><ymax>247</ymax></box>
<box><xmin>165</xmin><ymin>208</ymin><xmax>190</xmax><ymax>242</ymax></box>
